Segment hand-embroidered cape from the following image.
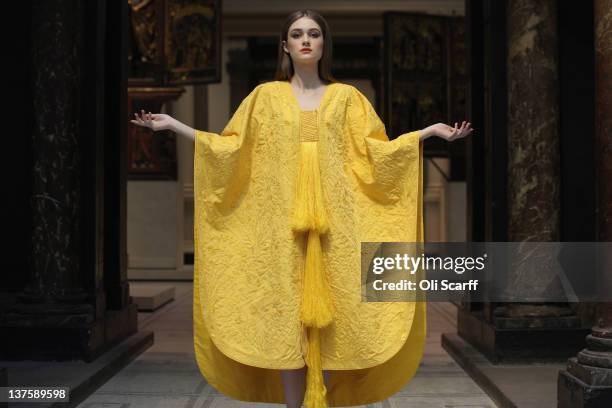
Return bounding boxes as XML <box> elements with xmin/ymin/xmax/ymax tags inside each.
<box><xmin>193</xmin><ymin>80</ymin><xmax>426</xmax><ymax>407</ymax></box>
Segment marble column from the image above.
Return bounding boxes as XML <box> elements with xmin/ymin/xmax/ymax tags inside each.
<box><xmin>454</xmin><ymin>0</ymin><xmax>590</xmax><ymax>364</ymax></box>
<box><xmin>498</xmin><ymin>0</ymin><xmax>574</xmax><ymax>321</ymax></box>
<box><xmin>593</xmin><ymin>0</ymin><xmax>612</xmax><ymax>346</ymax></box>
<box><xmin>0</xmin><ymin>0</ymin><xmax>100</xmax><ymax>356</ymax></box>
<box><xmin>558</xmin><ymin>1</ymin><xmax>612</xmax><ymax>405</ymax></box>
<box><xmin>0</xmin><ymin>0</ymin><xmax>139</xmax><ymax>361</ymax></box>
<box><xmin>20</xmin><ymin>0</ymin><xmax>88</xmax><ymax>307</ymax></box>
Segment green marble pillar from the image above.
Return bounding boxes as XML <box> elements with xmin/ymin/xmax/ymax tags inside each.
<box><xmin>558</xmin><ymin>1</ymin><xmax>612</xmax><ymax>406</ymax></box>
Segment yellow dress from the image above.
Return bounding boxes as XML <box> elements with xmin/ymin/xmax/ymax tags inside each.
<box><xmin>193</xmin><ymin>80</ymin><xmax>426</xmax><ymax>406</ymax></box>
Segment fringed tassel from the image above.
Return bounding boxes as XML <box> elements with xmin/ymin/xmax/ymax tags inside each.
<box><xmin>301</xmin><ymin>230</ymin><xmax>334</xmax><ymax>327</ymax></box>
<box><xmin>291</xmin><ymin>142</ymin><xmax>329</xmax><ymax>234</ymax></box>
<box><xmin>303</xmin><ymin>327</ymin><xmax>328</xmax><ymax>408</ymax></box>
<box><xmin>291</xmin><ymin>138</ymin><xmax>333</xmax><ymax>408</ymax></box>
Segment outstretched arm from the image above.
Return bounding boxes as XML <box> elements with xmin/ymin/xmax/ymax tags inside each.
<box><xmin>420</xmin><ymin>121</ymin><xmax>474</xmax><ymax>141</ymax></box>
<box><xmin>131</xmin><ymin>109</ymin><xmax>196</xmax><ymax>142</ymax></box>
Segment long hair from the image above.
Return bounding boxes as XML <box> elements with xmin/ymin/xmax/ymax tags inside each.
<box><xmin>274</xmin><ymin>9</ymin><xmax>337</xmax><ymax>84</ymax></box>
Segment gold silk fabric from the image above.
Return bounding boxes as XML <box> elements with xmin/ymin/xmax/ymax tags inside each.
<box><xmin>193</xmin><ymin>80</ymin><xmax>426</xmax><ymax>406</ymax></box>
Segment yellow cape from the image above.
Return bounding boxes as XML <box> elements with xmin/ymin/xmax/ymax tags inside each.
<box><xmin>193</xmin><ymin>80</ymin><xmax>426</xmax><ymax>406</ymax></box>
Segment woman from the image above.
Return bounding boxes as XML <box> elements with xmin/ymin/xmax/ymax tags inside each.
<box><xmin>132</xmin><ymin>9</ymin><xmax>472</xmax><ymax>408</ymax></box>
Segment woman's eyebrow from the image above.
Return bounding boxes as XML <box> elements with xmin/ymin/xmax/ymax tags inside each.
<box><xmin>290</xmin><ymin>28</ymin><xmax>321</xmax><ymax>32</ymax></box>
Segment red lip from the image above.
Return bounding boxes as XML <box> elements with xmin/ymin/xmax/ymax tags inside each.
<box><xmin>300</xmin><ymin>48</ymin><xmax>311</xmax><ymax>52</ymax></box>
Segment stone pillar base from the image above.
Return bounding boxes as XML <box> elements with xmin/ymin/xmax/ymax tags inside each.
<box><xmin>458</xmin><ymin>308</ymin><xmax>591</xmax><ymax>363</ymax></box>
<box><xmin>0</xmin><ymin>303</ymin><xmax>137</xmax><ymax>362</ymax></box>
<box><xmin>558</xmin><ymin>367</ymin><xmax>612</xmax><ymax>408</ymax></box>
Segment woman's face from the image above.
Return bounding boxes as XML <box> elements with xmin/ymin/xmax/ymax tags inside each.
<box><xmin>283</xmin><ymin>17</ymin><xmax>324</xmax><ymax>65</ymax></box>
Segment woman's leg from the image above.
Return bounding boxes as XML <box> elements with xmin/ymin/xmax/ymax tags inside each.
<box><xmin>281</xmin><ymin>368</ymin><xmax>332</xmax><ymax>408</ymax></box>
<box><xmin>281</xmin><ymin>367</ymin><xmax>306</xmax><ymax>408</ymax></box>
<box><xmin>323</xmin><ymin>369</ymin><xmax>331</xmax><ymax>388</ymax></box>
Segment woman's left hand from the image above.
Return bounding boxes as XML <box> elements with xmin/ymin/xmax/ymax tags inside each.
<box><xmin>433</xmin><ymin>121</ymin><xmax>474</xmax><ymax>141</ymax></box>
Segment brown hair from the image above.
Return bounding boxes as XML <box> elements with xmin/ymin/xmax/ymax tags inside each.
<box><xmin>274</xmin><ymin>9</ymin><xmax>337</xmax><ymax>84</ymax></box>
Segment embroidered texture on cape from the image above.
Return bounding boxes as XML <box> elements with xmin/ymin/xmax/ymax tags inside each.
<box><xmin>193</xmin><ymin>80</ymin><xmax>426</xmax><ymax>406</ymax></box>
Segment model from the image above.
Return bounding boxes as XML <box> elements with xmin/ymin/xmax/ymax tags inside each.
<box><xmin>131</xmin><ymin>9</ymin><xmax>473</xmax><ymax>408</ymax></box>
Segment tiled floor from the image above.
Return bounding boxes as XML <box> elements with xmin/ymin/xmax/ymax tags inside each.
<box><xmin>77</xmin><ymin>282</ymin><xmax>497</xmax><ymax>408</ymax></box>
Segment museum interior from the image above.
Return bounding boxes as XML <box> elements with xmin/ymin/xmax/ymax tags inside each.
<box><xmin>1</xmin><ymin>0</ymin><xmax>611</xmax><ymax>407</ymax></box>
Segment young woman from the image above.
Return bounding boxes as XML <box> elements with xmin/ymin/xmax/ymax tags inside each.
<box><xmin>132</xmin><ymin>9</ymin><xmax>472</xmax><ymax>408</ymax></box>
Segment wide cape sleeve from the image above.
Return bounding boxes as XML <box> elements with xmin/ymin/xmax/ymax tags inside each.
<box><xmin>193</xmin><ymin>86</ymin><xmax>260</xmax><ymax>217</ymax></box>
<box><xmin>192</xmin><ymin>81</ymin><xmax>426</xmax><ymax>407</ymax></box>
<box><xmin>347</xmin><ymin>86</ymin><xmax>424</xmax><ymax>209</ymax></box>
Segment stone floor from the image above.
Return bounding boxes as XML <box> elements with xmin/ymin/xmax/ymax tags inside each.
<box><xmin>77</xmin><ymin>282</ymin><xmax>497</xmax><ymax>408</ymax></box>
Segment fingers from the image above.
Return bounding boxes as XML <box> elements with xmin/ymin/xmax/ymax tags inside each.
<box><xmin>463</xmin><ymin>122</ymin><xmax>473</xmax><ymax>134</ymax></box>
<box><xmin>465</xmin><ymin>121</ymin><xmax>473</xmax><ymax>136</ymax></box>
<box><xmin>443</xmin><ymin>120</ymin><xmax>475</xmax><ymax>141</ymax></box>
<box><xmin>456</xmin><ymin>121</ymin><xmax>465</xmax><ymax>139</ymax></box>
<box><xmin>145</xmin><ymin>111</ymin><xmax>155</xmax><ymax>126</ymax></box>
<box><xmin>131</xmin><ymin>110</ymin><xmax>156</xmax><ymax>129</ymax></box>
<box><xmin>132</xmin><ymin>112</ymin><xmax>144</xmax><ymax>126</ymax></box>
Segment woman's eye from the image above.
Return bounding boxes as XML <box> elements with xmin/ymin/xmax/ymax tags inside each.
<box><xmin>290</xmin><ymin>32</ymin><xmax>320</xmax><ymax>39</ymax></box>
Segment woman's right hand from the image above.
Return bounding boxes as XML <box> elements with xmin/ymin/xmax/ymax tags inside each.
<box><xmin>131</xmin><ymin>109</ymin><xmax>174</xmax><ymax>132</ymax></box>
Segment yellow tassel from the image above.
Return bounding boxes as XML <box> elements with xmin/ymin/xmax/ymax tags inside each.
<box><xmin>291</xmin><ymin>134</ymin><xmax>333</xmax><ymax>408</ymax></box>
<box><xmin>303</xmin><ymin>327</ymin><xmax>328</xmax><ymax>408</ymax></box>
<box><xmin>300</xmin><ymin>230</ymin><xmax>333</xmax><ymax>407</ymax></box>
<box><xmin>291</xmin><ymin>142</ymin><xmax>329</xmax><ymax>234</ymax></box>
<box><xmin>301</xmin><ymin>230</ymin><xmax>334</xmax><ymax>327</ymax></box>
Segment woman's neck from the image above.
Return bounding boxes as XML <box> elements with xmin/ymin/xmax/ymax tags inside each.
<box><xmin>290</xmin><ymin>64</ymin><xmax>323</xmax><ymax>91</ymax></box>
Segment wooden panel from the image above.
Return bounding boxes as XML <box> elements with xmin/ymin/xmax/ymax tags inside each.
<box><xmin>383</xmin><ymin>12</ymin><xmax>467</xmax><ymax>159</ymax></box>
